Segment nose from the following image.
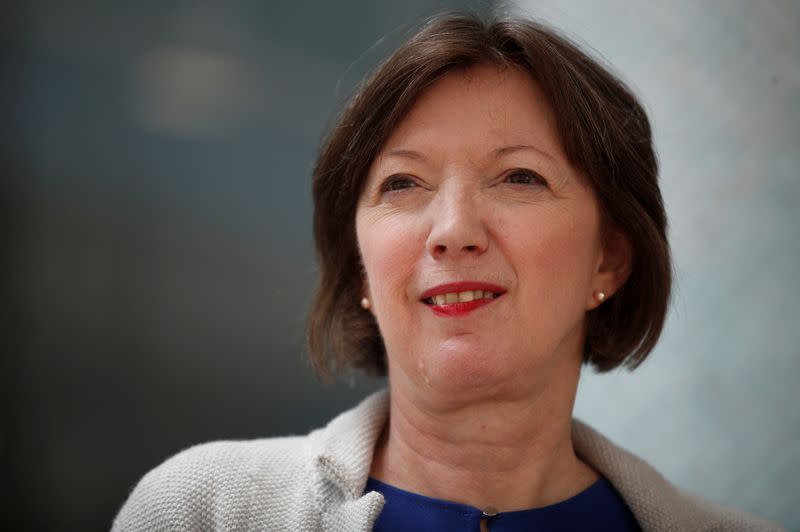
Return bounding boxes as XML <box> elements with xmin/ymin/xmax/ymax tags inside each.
<box><xmin>425</xmin><ymin>185</ymin><xmax>489</xmax><ymax>259</ymax></box>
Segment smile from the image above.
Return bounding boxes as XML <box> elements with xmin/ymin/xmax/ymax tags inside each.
<box><xmin>420</xmin><ymin>282</ymin><xmax>506</xmax><ymax>317</ymax></box>
<box><xmin>423</xmin><ymin>290</ymin><xmax>499</xmax><ymax>305</ymax></box>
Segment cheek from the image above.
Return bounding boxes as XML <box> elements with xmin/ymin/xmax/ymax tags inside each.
<box><xmin>357</xmin><ymin>212</ymin><xmax>427</xmax><ymax>362</ymax></box>
<box><xmin>357</xmin><ymin>212</ymin><xmax>424</xmax><ymax>307</ymax></box>
<box><xmin>501</xmin><ymin>205</ymin><xmax>599</xmax><ymax>308</ymax></box>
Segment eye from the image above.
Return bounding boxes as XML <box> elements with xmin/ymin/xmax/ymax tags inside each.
<box><xmin>380</xmin><ymin>174</ymin><xmax>418</xmax><ymax>193</ymax></box>
<box><xmin>504</xmin><ymin>169</ymin><xmax>547</xmax><ymax>187</ymax></box>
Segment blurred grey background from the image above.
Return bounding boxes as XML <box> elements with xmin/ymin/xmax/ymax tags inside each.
<box><xmin>2</xmin><ymin>1</ymin><xmax>797</xmax><ymax>530</ymax></box>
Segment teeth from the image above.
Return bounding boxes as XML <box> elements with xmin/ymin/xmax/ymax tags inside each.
<box><xmin>428</xmin><ymin>290</ymin><xmax>498</xmax><ymax>305</ymax></box>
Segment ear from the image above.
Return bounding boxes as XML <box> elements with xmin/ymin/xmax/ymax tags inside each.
<box><xmin>587</xmin><ymin>229</ymin><xmax>633</xmax><ymax>309</ymax></box>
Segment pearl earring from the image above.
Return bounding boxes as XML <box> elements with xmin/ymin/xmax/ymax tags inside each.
<box><xmin>360</xmin><ymin>297</ymin><xmax>371</xmax><ymax>310</ymax></box>
<box><xmin>594</xmin><ymin>291</ymin><xmax>606</xmax><ymax>302</ymax></box>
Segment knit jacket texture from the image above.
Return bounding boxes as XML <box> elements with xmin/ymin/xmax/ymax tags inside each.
<box><xmin>113</xmin><ymin>390</ymin><xmax>782</xmax><ymax>531</ymax></box>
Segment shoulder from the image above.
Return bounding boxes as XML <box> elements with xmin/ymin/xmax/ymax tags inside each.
<box><xmin>112</xmin><ymin>391</ymin><xmax>391</xmax><ymax>532</ymax></box>
<box><xmin>112</xmin><ymin>435</ymin><xmax>314</xmax><ymax>531</ymax></box>
<box><xmin>572</xmin><ymin>419</ymin><xmax>785</xmax><ymax>531</ymax></box>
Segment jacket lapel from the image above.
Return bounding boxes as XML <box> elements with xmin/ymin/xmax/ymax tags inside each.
<box><xmin>310</xmin><ymin>390</ymin><xmax>390</xmax><ymax>531</ymax></box>
<box><xmin>573</xmin><ymin>418</ymin><xmax>703</xmax><ymax>531</ymax></box>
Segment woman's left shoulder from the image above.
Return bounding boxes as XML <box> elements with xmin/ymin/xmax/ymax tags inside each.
<box><xmin>572</xmin><ymin>419</ymin><xmax>785</xmax><ymax>531</ymax></box>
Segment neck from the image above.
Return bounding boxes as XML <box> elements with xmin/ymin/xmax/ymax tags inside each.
<box><xmin>370</xmin><ymin>358</ymin><xmax>596</xmax><ymax>512</ymax></box>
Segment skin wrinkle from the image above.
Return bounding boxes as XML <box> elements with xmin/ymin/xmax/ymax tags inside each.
<box><xmin>364</xmin><ymin>145</ymin><xmax>572</xmax><ymax>209</ymax></box>
<box><xmin>375</xmin><ymin>355</ymin><xmax>584</xmax><ymax>509</ymax></box>
<box><xmin>355</xmin><ymin>63</ymin><xmax>628</xmax><ymax>511</ymax></box>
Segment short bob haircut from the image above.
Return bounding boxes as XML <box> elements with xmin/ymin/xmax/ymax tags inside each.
<box><xmin>308</xmin><ymin>12</ymin><xmax>671</xmax><ymax>376</ymax></box>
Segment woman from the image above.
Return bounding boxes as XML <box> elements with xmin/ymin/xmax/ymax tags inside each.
<box><xmin>113</xmin><ymin>13</ymin><xmax>781</xmax><ymax>531</ymax></box>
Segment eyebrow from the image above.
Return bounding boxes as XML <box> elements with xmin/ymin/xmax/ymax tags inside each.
<box><xmin>491</xmin><ymin>144</ymin><xmax>556</xmax><ymax>161</ymax></box>
<box><xmin>383</xmin><ymin>148</ymin><xmax>428</xmax><ymax>161</ymax></box>
<box><xmin>382</xmin><ymin>144</ymin><xmax>556</xmax><ymax>163</ymax></box>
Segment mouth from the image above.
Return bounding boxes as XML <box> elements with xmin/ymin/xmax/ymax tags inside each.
<box><xmin>422</xmin><ymin>289</ymin><xmax>502</xmax><ymax>306</ymax></box>
<box><xmin>419</xmin><ymin>282</ymin><xmax>506</xmax><ymax>317</ymax></box>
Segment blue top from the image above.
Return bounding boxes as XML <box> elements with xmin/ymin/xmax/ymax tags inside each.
<box><xmin>365</xmin><ymin>476</ymin><xmax>641</xmax><ymax>532</ymax></box>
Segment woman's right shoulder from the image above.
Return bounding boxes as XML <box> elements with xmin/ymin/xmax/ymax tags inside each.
<box><xmin>112</xmin><ymin>434</ymin><xmax>318</xmax><ymax>531</ymax></box>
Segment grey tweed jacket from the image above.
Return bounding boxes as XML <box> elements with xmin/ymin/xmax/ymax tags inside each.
<box><xmin>112</xmin><ymin>390</ymin><xmax>782</xmax><ymax>531</ymax></box>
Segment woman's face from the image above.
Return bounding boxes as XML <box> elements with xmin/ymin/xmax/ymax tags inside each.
<box><xmin>356</xmin><ymin>64</ymin><xmax>612</xmax><ymax>400</ymax></box>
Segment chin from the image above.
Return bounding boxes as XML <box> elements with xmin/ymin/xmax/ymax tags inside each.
<box><xmin>418</xmin><ymin>341</ymin><xmax>536</xmax><ymax>398</ymax></box>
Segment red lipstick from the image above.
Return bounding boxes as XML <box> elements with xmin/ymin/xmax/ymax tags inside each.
<box><xmin>420</xmin><ymin>282</ymin><xmax>506</xmax><ymax>317</ymax></box>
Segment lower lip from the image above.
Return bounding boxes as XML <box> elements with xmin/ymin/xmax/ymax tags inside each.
<box><xmin>427</xmin><ymin>297</ymin><xmax>498</xmax><ymax>317</ymax></box>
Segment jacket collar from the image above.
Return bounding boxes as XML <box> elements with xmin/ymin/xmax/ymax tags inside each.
<box><xmin>571</xmin><ymin>419</ymin><xmax>715</xmax><ymax>531</ymax></box>
<box><xmin>310</xmin><ymin>390</ymin><xmax>389</xmax><ymax>531</ymax></box>
<box><xmin>312</xmin><ymin>389</ymin><xmax>389</xmax><ymax>497</ymax></box>
<box><xmin>310</xmin><ymin>389</ymin><xmax>771</xmax><ymax>532</ymax></box>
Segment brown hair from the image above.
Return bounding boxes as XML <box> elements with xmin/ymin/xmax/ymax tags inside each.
<box><xmin>308</xmin><ymin>12</ymin><xmax>671</xmax><ymax>376</ymax></box>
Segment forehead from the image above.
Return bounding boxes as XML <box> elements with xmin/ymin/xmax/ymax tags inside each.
<box><xmin>376</xmin><ymin>63</ymin><xmax>565</xmax><ymax>164</ymax></box>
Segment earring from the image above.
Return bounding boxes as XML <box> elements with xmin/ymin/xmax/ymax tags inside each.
<box><xmin>360</xmin><ymin>297</ymin><xmax>371</xmax><ymax>310</ymax></box>
<box><xmin>594</xmin><ymin>290</ymin><xmax>606</xmax><ymax>303</ymax></box>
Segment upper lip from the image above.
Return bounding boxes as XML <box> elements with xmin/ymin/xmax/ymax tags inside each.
<box><xmin>419</xmin><ymin>281</ymin><xmax>507</xmax><ymax>301</ymax></box>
